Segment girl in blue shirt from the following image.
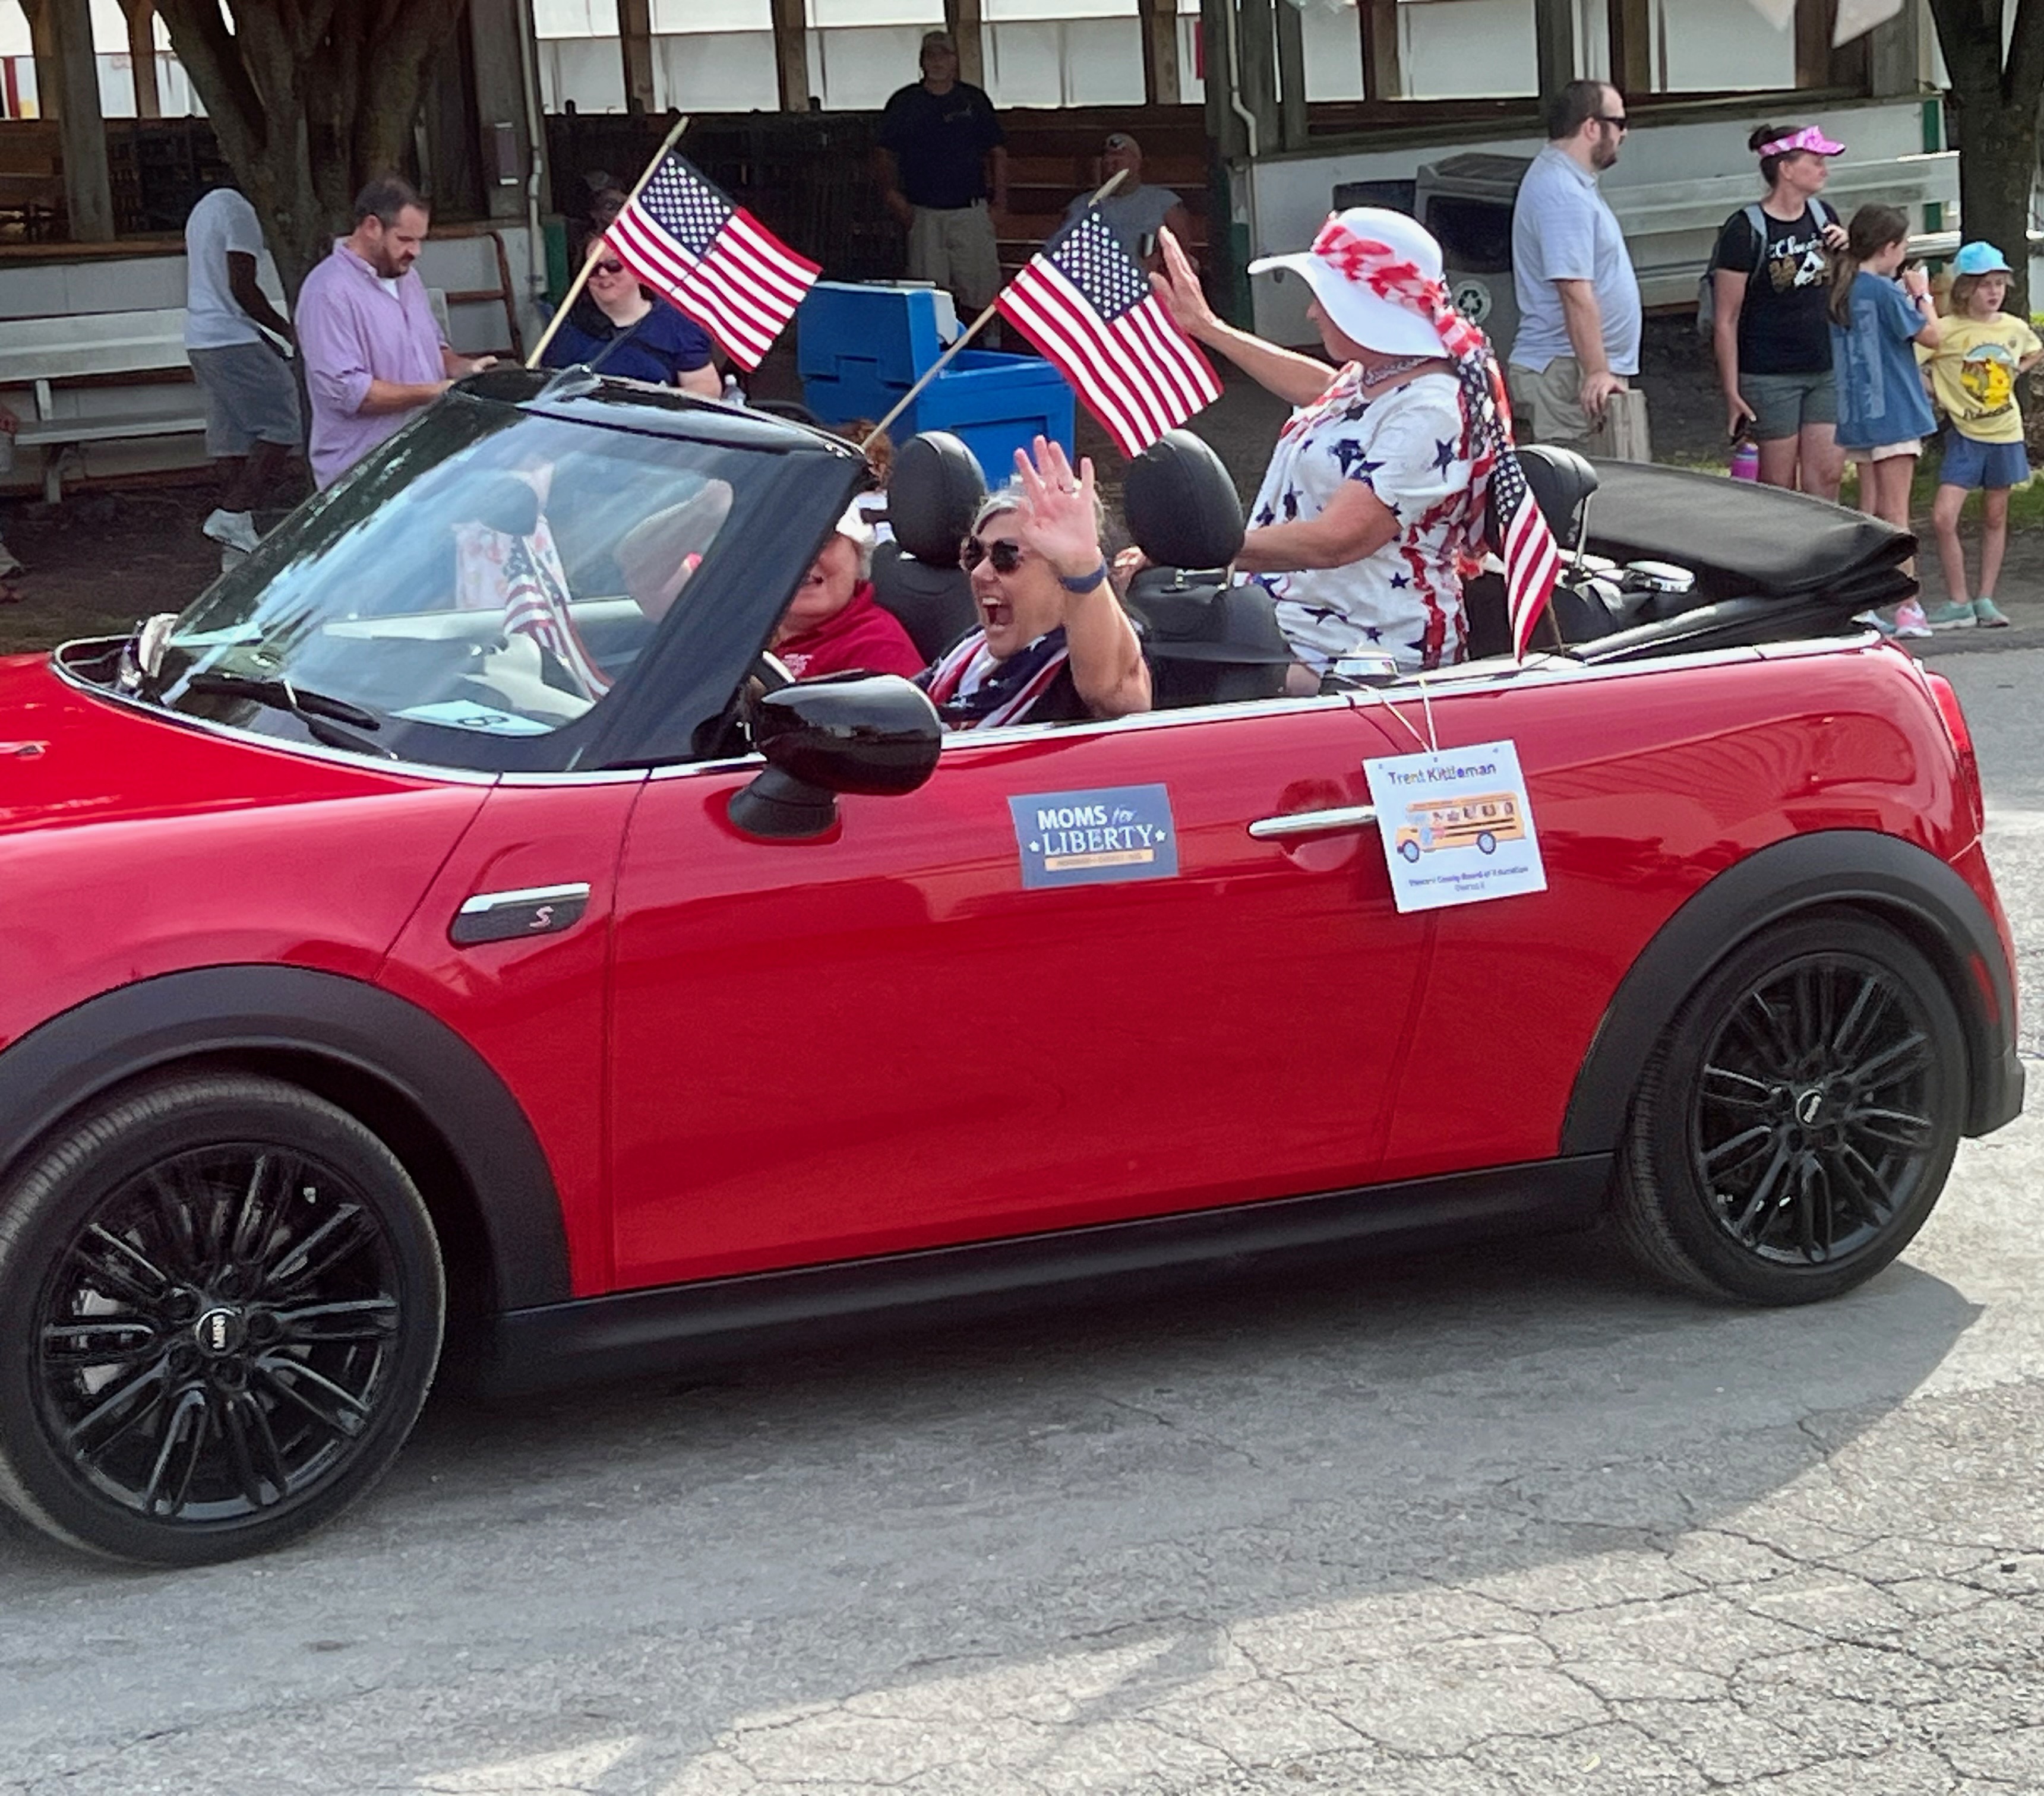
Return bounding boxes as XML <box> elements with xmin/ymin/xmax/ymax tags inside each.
<box><xmin>1829</xmin><ymin>204</ymin><xmax>1941</xmax><ymax>635</ymax></box>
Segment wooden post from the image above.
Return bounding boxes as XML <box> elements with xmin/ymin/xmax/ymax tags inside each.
<box><xmin>1533</xmin><ymin>0</ymin><xmax>1575</xmax><ymax>98</ymax></box>
<box><xmin>48</xmin><ymin>0</ymin><xmax>112</xmax><ymax>238</ymax></box>
<box><xmin>618</xmin><ymin>0</ymin><xmax>657</xmax><ymax>115</ymax></box>
<box><xmin>1795</xmin><ymin>0</ymin><xmax>1837</xmax><ymax>91</ymax></box>
<box><xmin>1203</xmin><ymin>0</ymin><xmax>1244</xmax><ymax>159</ymax></box>
<box><xmin>1865</xmin><ymin>0</ymin><xmax>1919</xmax><ymax>97</ymax></box>
<box><xmin>1607</xmin><ymin>0</ymin><xmax>1652</xmax><ymax>97</ymax></box>
<box><xmin>944</xmin><ymin>0</ymin><xmax>986</xmax><ymax>90</ymax></box>
<box><xmin>1597</xmin><ymin>387</ymin><xmax>1652</xmax><ymax>463</ymax></box>
<box><xmin>123</xmin><ymin>0</ymin><xmax>160</xmax><ymax>119</ymax></box>
<box><xmin>1274</xmin><ymin>0</ymin><xmax>1307</xmax><ymax>150</ymax></box>
<box><xmin>1360</xmin><ymin>0</ymin><xmax>1401</xmax><ymax>102</ymax></box>
<box><xmin>25</xmin><ymin>0</ymin><xmax>58</xmax><ymax>121</ymax></box>
<box><xmin>1136</xmin><ymin>0</ymin><xmax>1179</xmax><ymax>107</ymax></box>
<box><xmin>1237</xmin><ymin>0</ymin><xmax>1281</xmax><ymax>156</ymax></box>
<box><xmin>768</xmin><ymin>0</ymin><xmax>810</xmax><ymax>112</ymax></box>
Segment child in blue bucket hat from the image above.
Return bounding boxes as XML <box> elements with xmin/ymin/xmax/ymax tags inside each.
<box><xmin>1920</xmin><ymin>240</ymin><xmax>2040</xmax><ymax>628</ymax></box>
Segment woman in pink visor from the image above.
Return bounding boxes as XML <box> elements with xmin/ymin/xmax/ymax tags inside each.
<box><xmin>1710</xmin><ymin>122</ymin><xmax>1852</xmax><ymax>498</ymax></box>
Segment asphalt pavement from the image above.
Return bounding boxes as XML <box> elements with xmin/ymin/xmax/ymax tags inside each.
<box><xmin>4</xmin><ymin>658</ymin><xmax>2044</xmax><ymax>1796</ymax></box>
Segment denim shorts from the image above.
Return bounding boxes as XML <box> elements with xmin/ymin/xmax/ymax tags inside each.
<box><xmin>1739</xmin><ymin>368</ymin><xmax>1837</xmax><ymax>441</ymax></box>
<box><xmin>1938</xmin><ymin>429</ymin><xmax>2030</xmax><ymax>491</ymax></box>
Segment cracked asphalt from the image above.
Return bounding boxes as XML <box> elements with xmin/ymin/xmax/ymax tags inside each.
<box><xmin>5</xmin><ymin>657</ymin><xmax>2044</xmax><ymax>1796</ymax></box>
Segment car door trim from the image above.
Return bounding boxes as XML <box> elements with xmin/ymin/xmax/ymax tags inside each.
<box><xmin>477</xmin><ymin>1153</ymin><xmax>1612</xmax><ymax>1396</ymax></box>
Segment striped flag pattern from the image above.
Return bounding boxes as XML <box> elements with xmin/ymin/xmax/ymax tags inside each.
<box><xmin>1490</xmin><ymin>436</ymin><xmax>1563</xmax><ymax>659</ymax></box>
<box><xmin>606</xmin><ymin>154</ymin><xmax>819</xmax><ymax>369</ymax></box>
<box><xmin>503</xmin><ymin>539</ymin><xmax>610</xmax><ymax>697</ymax></box>
<box><xmin>996</xmin><ymin>210</ymin><xmax>1221</xmax><ymax>457</ymax></box>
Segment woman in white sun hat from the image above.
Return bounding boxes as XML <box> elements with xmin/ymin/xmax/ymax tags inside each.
<box><xmin>1152</xmin><ymin>207</ymin><xmax>1499</xmax><ymax>675</ymax></box>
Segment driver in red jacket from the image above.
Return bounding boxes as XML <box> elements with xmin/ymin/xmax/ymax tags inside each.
<box><xmin>772</xmin><ymin>507</ymin><xmax>925</xmax><ymax>681</ymax></box>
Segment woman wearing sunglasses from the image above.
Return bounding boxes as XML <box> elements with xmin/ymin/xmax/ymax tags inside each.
<box><xmin>541</xmin><ymin>238</ymin><xmax>722</xmax><ymax>397</ymax></box>
<box><xmin>920</xmin><ymin>436</ymin><xmax>1150</xmax><ymax>727</ymax></box>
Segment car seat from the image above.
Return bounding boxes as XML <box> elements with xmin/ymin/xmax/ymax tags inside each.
<box><xmin>1466</xmin><ymin>443</ymin><xmax>1620</xmax><ymax>657</ymax></box>
<box><xmin>868</xmin><ymin>431</ymin><xmax>985</xmax><ymax>662</ymax></box>
<box><xmin>1120</xmin><ymin>429</ymin><xmax>1291</xmax><ymax>707</ymax></box>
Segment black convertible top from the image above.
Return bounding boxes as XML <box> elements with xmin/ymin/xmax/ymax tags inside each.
<box><xmin>1579</xmin><ymin>459</ymin><xmax>1912</xmax><ymax>603</ymax></box>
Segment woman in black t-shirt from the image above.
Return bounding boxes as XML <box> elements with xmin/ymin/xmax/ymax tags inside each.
<box><xmin>1710</xmin><ymin>123</ymin><xmax>1851</xmax><ymax>498</ymax></box>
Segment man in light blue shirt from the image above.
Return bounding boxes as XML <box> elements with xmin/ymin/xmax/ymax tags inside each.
<box><xmin>1509</xmin><ymin>80</ymin><xmax>1642</xmax><ymax>447</ymax></box>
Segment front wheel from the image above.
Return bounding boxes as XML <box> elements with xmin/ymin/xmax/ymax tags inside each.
<box><xmin>1615</xmin><ymin>912</ymin><xmax>1965</xmax><ymax>1305</ymax></box>
<box><xmin>0</xmin><ymin>1074</ymin><xmax>444</xmax><ymax>1564</ymax></box>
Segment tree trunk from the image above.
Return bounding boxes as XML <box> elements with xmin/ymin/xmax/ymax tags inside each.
<box><xmin>1929</xmin><ymin>0</ymin><xmax>2044</xmax><ymax>319</ymax></box>
<box><xmin>153</xmin><ymin>0</ymin><xmax>469</xmax><ymax>303</ymax></box>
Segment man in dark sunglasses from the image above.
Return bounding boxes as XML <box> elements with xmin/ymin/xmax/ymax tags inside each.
<box><xmin>1507</xmin><ymin>78</ymin><xmax>1643</xmax><ymax>451</ymax></box>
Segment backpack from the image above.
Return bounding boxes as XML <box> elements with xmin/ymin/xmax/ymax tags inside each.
<box><xmin>1696</xmin><ymin>198</ymin><xmax>1832</xmax><ymax>339</ymax></box>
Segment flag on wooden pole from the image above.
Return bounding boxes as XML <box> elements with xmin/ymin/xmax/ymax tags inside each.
<box><xmin>606</xmin><ymin>154</ymin><xmax>820</xmax><ymax>369</ymax></box>
<box><xmin>995</xmin><ymin>210</ymin><xmax>1221</xmax><ymax>457</ymax></box>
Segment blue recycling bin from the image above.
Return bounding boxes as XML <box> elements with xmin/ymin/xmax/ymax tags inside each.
<box><xmin>797</xmin><ymin>282</ymin><xmax>1074</xmax><ymax>482</ymax></box>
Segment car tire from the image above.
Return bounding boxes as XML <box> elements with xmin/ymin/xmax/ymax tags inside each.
<box><xmin>1477</xmin><ymin>831</ymin><xmax>1497</xmax><ymax>855</ymax></box>
<box><xmin>1615</xmin><ymin>911</ymin><xmax>1964</xmax><ymax>1305</ymax></box>
<box><xmin>1399</xmin><ymin>840</ymin><xmax>1420</xmax><ymax>862</ymax></box>
<box><xmin>0</xmin><ymin>1073</ymin><xmax>444</xmax><ymax>1564</ymax></box>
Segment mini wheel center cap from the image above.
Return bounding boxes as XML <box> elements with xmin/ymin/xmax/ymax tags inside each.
<box><xmin>1793</xmin><ymin>1087</ymin><xmax>1827</xmax><ymax>1126</ymax></box>
<box><xmin>194</xmin><ymin>1306</ymin><xmax>245</xmax><ymax>1357</ymax></box>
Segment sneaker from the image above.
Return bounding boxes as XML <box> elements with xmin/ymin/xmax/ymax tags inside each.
<box><xmin>201</xmin><ymin>507</ymin><xmax>260</xmax><ymax>555</ymax></box>
<box><xmin>1892</xmin><ymin>599</ymin><xmax>1934</xmax><ymax>639</ymax></box>
<box><xmin>1973</xmin><ymin>596</ymin><xmax>2013</xmax><ymax>628</ymax></box>
<box><xmin>1923</xmin><ymin>600</ymin><xmax>1976</xmax><ymax>630</ymax></box>
<box><xmin>1853</xmin><ymin>609</ymin><xmax>1898</xmax><ymax>637</ymax></box>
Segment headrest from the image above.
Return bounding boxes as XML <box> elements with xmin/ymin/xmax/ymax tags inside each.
<box><xmin>1124</xmin><ymin>429</ymin><xmax>1244</xmax><ymax>572</ymax></box>
<box><xmin>1517</xmin><ymin>444</ymin><xmax>1598</xmax><ymax>550</ymax></box>
<box><xmin>887</xmin><ymin>431</ymin><xmax>987</xmax><ymax>567</ymax></box>
<box><xmin>1125</xmin><ymin>567</ymin><xmax>1295</xmax><ymax>665</ymax></box>
<box><xmin>462</xmin><ymin>473</ymin><xmax>542</xmax><ymax>538</ymax></box>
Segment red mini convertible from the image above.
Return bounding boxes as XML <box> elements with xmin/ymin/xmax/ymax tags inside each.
<box><xmin>0</xmin><ymin>370</ymin><xmax>2018</xmax><ymax>1566</ymax></box>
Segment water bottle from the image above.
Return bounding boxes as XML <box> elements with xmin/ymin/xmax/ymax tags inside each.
<box><xmin>721</xmin><ymin>372</ymin><xmax>745</xmax><ymax>407</ymax></box>
<box><xmin>1730</xmin><ymin>433</ymin><xmax>1760</xmax><ymax>482</ymax></box>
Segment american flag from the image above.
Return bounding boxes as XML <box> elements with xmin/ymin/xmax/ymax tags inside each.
<box><xmin>995</xmin><ymin>210</ymin><xmax>1220</xmax><ymax>457</ymax></box>
<box><xmin>1451</xmin><ymin>354</ymin><xmax>1559</xmax><ymax>659</ymax></box>
<box><xmin>606</xmin><ymin>154</ymin><xmax>819</xmax><ymax>369</ymax></box>
<box><xmin>503</xmin><ymin>539</ymin><xmax>610</xmax><ymax>698</ymax></box>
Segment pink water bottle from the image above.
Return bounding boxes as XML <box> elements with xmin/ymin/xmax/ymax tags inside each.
<box><xmin>1730</xmin><ymin>432</ymin><xmax>1760</xmax><ymax>481</ymax></box>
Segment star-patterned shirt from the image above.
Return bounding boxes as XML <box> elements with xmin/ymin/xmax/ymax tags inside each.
<box><xmin>1248</xmin><ymin>366</ymin><xmax>1479</xmax><ymax>673</ymax></box>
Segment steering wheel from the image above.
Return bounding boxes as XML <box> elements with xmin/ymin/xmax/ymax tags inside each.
<box><xmin>751</xmin><ymin>650</ymin><xmax>794</xmax><ymax>694</ymax></box>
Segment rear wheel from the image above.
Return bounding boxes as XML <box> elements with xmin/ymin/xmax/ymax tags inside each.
<box><xmin>1616</xmin><ymin>913</ymin><xmax>1964</xmax><ymax>1305</ymax></box>
<box><xmin>0</xmin><ymin>1074</ymin><xmax>444</xmax><ymax>1564</ymax></box>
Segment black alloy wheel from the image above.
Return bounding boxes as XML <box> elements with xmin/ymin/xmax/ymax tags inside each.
<box><xmin>1616</xmin><ymin>912</ymin><xmax>1966</xmax><ymax>1305</ymax></box>
<box><xmin>0</xmin><ymin>1075</ymin><xmax>444</xmax><ymax>1564</ymax></box>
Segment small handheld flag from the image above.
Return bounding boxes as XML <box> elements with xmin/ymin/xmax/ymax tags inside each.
<box><xmin>996</xmin><ymin>210</ymin><xmax>1221</xmax><ymax>457</ymax></box>
<box><xmin>606</xmin><ymin>154</ymin><xmax>819</xmax><ymax>369</ymax></box>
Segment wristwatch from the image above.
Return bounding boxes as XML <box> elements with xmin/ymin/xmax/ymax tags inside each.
<box><xmin>1057</xmin><ymin>561</ymin><xmax>1110</xmax><ymax>594</ymax></box>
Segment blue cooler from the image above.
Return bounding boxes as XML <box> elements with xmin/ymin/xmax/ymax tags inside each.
<box><xmin>797</xmin><ymin>282</ymin><xmax>1075</xmax><ymax>482</ymax></box>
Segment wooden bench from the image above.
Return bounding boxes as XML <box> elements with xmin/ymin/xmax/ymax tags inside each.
<box><xmin>0</xmin><ymin>308</ymin><xmax>210</xmax><ymax>502</ymax></box>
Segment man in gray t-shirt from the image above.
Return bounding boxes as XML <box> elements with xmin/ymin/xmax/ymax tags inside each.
<box><xmin>1509</xmin><ymin>79</ymin><xmax>1642</xmax><ymax>447</ymax></box>
<box><xmin>1060</xmin><ymin>132</ymin><xmax>1195</xmax><ymax>271</ymax></box>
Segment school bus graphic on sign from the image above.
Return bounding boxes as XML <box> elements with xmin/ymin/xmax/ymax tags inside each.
<box><xmin>1394</xmin><ymin>792</ymin><xmax>1524</xmax><ymax>861</ymax></box>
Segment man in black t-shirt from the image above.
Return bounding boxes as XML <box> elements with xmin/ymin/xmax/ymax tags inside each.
<box><xmin>874</xmin><ymin>31</ymin><xmax>1007</xmax><ymax>328</ymax></box>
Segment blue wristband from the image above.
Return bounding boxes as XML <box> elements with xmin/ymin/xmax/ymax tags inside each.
<box><xmin>1057</xmin><ymin>561</ymin><xmax>1109</xmax><ymax>595</ymax></box>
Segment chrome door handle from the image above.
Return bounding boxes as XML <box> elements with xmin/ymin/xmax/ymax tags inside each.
<box><xmin>1247</xmin><ymin>805</ymin><xmax>1379</xmax><ymax>840</ymax></box>
<box><xmin>450</xmin><ymin>882</ymin><xmax>591</xmax><ymax>946</ymax></box>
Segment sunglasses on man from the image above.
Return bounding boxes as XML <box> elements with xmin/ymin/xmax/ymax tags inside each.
<box><xmin>960</xmin><ymin>536</ymin><xmax>1026</xmax><ymax>574</ymax></box>
<box><xmin>1595</xmin><ymin>113</ymin><xmax>1629</xmax><ymax>132</ymax></box>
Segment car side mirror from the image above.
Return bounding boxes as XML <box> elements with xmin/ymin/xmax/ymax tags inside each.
<box><xmin>728</xmin><ymin>673</ymin><xmax>943</xmax><ymax>840</ymax></box>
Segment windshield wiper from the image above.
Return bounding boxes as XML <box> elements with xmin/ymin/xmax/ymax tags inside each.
<box><xmin>182</xmin><ymin>671</ymin><xmax>396</xmax><ymax>759</ymax></box>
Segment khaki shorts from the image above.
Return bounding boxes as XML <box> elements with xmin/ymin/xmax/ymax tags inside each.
<box><xmin>906</xmin><ymin>201</ymin><xmax>1002</xmax><ymax>311</ymax></box>
<box><xmin>1506</xmin><ymin>357</ymin><xmax>1620</xmax><ymax>450</ymax></box>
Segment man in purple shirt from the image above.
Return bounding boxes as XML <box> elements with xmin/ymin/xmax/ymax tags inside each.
<box><xmin>296</xmin><ymin>175</ymin><xmax>495</xmax><ymax>488</ymax></box>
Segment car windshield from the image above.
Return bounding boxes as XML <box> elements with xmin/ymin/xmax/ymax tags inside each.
<box><xmin>147</xmin><ymin>395</ymin><xmax>771</xmax><ymax>770</ymax></box>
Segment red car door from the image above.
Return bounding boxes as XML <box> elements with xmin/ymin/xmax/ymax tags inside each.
<box><xmin>606</xmin><ymin>698</ymin><xmax>1431</xmax><ymax>1290</ymax></box>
